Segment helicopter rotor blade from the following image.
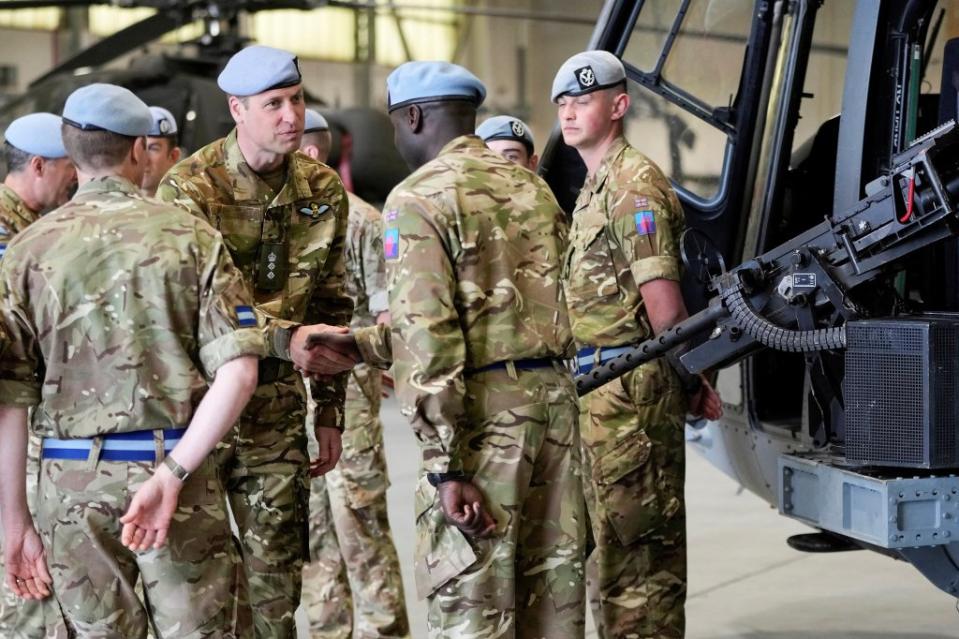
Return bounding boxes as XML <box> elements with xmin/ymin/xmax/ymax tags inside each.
<box><xmin>0</xmin><ymin>0</ymin><xmax>110</xmax><ymax>8</ymax></box>
<box><xmin>30</xmin><ymin>8</ymin><xmax>190</xmax><ymax>87</ymax></box>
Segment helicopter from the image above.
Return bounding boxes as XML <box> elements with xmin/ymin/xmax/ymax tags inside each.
<box><xmin>538</xmin><ymin>0</ymin><xmax>959</xmax><ymax>599</ymax></box>
<box><xmin>6</xmin><ymin>0</ymin><xmax>959</xmax><ymax>605</ymax></box>
<box><xmin>0</xmin><ymin>0</ymin><xmax>410</xmax><ymax>205</ymax></box>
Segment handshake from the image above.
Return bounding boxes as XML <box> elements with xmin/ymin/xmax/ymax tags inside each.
<box><xmin>290</xmin><ymin>324</ymin><xmax>362</xmax><ymax>379</ymax></box>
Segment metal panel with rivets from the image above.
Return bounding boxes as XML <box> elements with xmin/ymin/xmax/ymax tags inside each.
<box><xmin>779</xmin><ymin>454</ymin><xmax>959</xmax><ymax>549</ymax></box>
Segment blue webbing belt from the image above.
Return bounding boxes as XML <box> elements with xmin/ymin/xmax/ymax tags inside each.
<box><xmin>466</xmin><ymin>357</ymin><xmax>561</xmax><ymax>375</ymax></box>
<box><xmin>575</xmin><ymin>345</ymin><xmax>634</xmax><ymax>375</ymax></box>
<box><xmin>41</xmin><ymin>428</ymin><xmax>187</xmax><ymax>462</ymax></box>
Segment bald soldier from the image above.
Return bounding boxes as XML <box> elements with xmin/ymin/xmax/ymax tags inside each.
<box><xmin>371</xmin><ymin>61</ymin><xmax>585</xmax><ymax>638</ymax></box>
<box><xmin>0</xmin><ymin>111</ymin><xmax>75</xmax><ymax>639</ymax></box>
<box><xmin>298</xmin><ymin>109</ymin><xmax>410</xmax><ymax>638</ymax></box>
<box><xmin>0</xmin><ymin>83</ymin><xmax>264</xmax><ymax>637</ymax></box>
<box><xmin>552</xmin><ymin>51</ymin><xmax>722</xmax><ymax>638</ymax></box>
<box><xmin>140</xmin><ymin>106</ymin><xmax>181</xmax><ymax>197</ymax></box>
<box><xmin>156</xmin><ymin>46</ymin><xmax>356</xmax><ymax>636</ymax></box>
<box><xmin>476</xmin><ymin>114</ymin><xmax>538</xmax><ymax>171</ymax></box>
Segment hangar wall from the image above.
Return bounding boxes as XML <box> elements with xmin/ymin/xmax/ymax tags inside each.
<box><xmin>0</xmin><ymin>0</ymin><xmax>957</xmax><ymax>191</ymax></box>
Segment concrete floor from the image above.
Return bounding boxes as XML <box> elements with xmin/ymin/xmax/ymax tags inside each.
<box><xmin>297</xmin><ymin>396</ymin><xmax>959</xmax><ymax>638</ymax></box>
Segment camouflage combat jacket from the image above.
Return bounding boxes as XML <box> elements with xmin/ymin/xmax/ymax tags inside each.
<box><xmin>156</xmin><ymin>129</ymin><xmax>352</xmax><ymax>428</ymax></box>
<box><xmin>345</xmin><ymin>192</ymin><xmax>388</xmax><ymax>329</ymax></box>
<box><xmin>382</xmin><ymin>134</ymin><xmax>573</xmax><ymax>473</ymax></box>
<box><xmin>0</xmin><ymin>183</ymin><xmax>40</xmax><ymax>258</ymax></box>
<box><xmin>0</xmin><ymin>176</ymin><xmax>266</xmax><ymax>438</ymax></box>
<box><xmin>563</xmin><ymin>136</ymin><xmax>685</xmax><ymax>347</ymax></box>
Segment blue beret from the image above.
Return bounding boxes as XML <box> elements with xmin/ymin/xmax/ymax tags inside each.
<box><xmin>148</xmin><ymin>106</ymin><xmax>177</xmax><ymax>137</ymax></box>
<box><xmin>63</xmin><ymin>83</ymin><xmax>152</xmax><ymax>137</ymax></box>
<box><xmin>218</xmin><ymin>45</ymin><xmax>302</xmax><ymax>97</ymax></box>
<box><xmin>476</xmin><ymin>115</ymin><xmax>534</xmax><ymax>152</ymax></box>
<box><xmin>386</xmin><ymin>61</ymin><xmax>486</xmax><ymax>112</ymax></box>
<box><xmin>304</xmin><ymin>109</ymin><xmax>329</xmax><ymax>133</ymax></box>
<box><xmin>5</xmin><ymin>113</ymin><xmax>66</xmax><ymax>158</ymax></box>
<box><xmin>551</xmin><ymin>50</ymin><xmax>626</xmax><ymax>102</ymax></box>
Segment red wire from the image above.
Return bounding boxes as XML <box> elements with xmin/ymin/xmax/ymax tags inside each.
<box><xmin>900</xmin><ymin>172</ymin><xmax>915</xmax><ymax>223</ymax></box>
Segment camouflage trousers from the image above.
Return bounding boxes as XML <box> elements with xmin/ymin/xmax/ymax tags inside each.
<box><xmin>36</xmin><ymin>452</ymin><xmax>237</xmax><ymax>638</ymax></box>
<box><xmin>579</xmin><ymin>360</ymin><xmax>688</xmax><ymax>639</ymax></box>
<box><xmin>219</xmin><ymin>373</ymin><xmax>311</xmax><ymax>639</ymax></box>
<box><xmin>301</xmin><ymin>365</ymin><xmax>410</xmax><ymax>638</ymax></box>
<box><xmin>418</xmin><ymin>366</ymin><xmax>586</xmax><ymax>639</ymax></box>
<box><xmin>0</xmin><ymin>432</ymin><xmax>66</xmax><ymax>639</ymax></box>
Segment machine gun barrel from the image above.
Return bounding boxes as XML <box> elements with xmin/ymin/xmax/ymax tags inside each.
<box><xmin>575</xmin><ymin>121</ymin><xmax>959</xmax><ymax>397</ymax></box>
<box><xmin>575</xmin><ymin>302</ymin><xmax>727</xmax><ymax>396</ymax></box>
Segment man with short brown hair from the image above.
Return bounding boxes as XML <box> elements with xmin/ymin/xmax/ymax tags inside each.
<box><xmin>157</xmin><ymin>45</ymin><xmax>357</xmax><ymax>637</ymax></box>
<box><xmin>553</xmin><ymin>50</ymin><xmax>722</xmax><ymax>638</ymax></box>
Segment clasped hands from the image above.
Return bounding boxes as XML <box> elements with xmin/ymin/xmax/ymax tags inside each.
<box><xmin>290</xmin><ymin>324</ymin><xmax>361</xmax><ymax>379</ymax></box>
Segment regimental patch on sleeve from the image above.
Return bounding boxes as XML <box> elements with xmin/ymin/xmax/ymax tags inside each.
<box><xmin>634</xmin><ymin>210</ymin><xmax>656</xmax><ymax>236</ymax></box>
<box><xmin>384</xmin><ymin>227</ymin><xmax>400</xmax><ymax>261</ymax></box>
<box><xmin>236</xmin><ymin>305</ymin><xmax>257</xmax><ymax>328</ymax></box>
<box><xmin>384</xmin><ymin>209</ymin><xmax>399</xmax><ymax>222</ymax></box>
<box><xmin>0</xmin><ymin>243</ymin><xmax>6</xmax><ymax>259</ymax></box>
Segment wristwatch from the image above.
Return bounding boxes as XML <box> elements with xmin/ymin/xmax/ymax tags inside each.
<box><xmin>162</xmin><ymin>455</ymin><xmax>191</xmax><ymax>482</ymax></box>
<box><xmin>274</xmin><ymin>325</ymin><xmax>296</xmax><ymax>359</ymax></box>
<box><xmin>427</xmin><ymin>471</ymin><xmax>469</xmax><ymax>487</ymax></box>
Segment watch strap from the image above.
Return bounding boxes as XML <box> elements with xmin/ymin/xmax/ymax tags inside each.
<box><xmin>427</xmin><ymin>471</ymin><xmax>469</xmax><ymax>487</ymax></box>
<box><xmin>163</xmin><ymin>455</ymin><xmax>191</xmax><ymax>482</ymax></box>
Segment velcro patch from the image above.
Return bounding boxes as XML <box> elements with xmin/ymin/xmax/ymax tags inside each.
<box><xmin>384</xmin><ymin>227</ymin><xmax>400</xmax><ymax>260</ymax></box>
<box><xmin>236</xmin><ymin>305</ymin><xmax>257</xmax><ymax>328</ymax></box>
<box><xmin>0</xmin><ymin>243</ymin><xmax>6</xmax><ymax>259</ymax></box>
<box><xmin>634</xmin><ymin>210</ymin><xmax>656</xmax><ymax>236</ymax></box>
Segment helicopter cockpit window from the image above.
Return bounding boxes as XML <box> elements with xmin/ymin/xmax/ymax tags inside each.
<box><xmin>620</xmin><ymin>0</ymin><xmax>752</xmax><ymax>203</ymax></box>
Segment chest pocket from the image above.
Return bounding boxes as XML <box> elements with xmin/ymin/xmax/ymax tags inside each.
<box><xmin>564</xmin><ymin>214</ymin><xmax>620</xmax><ymax>310</ymax></box>
<box><xmin>288</xmin><ymin>201</ymin><xmax>336</xmax><ymax>282</ymax></box>
<box><xmin>209</xmin><ymin>203</ymin><xmax>264</xmax><ymax>270</ymax></box>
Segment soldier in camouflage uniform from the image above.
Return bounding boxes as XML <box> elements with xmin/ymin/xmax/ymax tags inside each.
<box><xmin>140</xmin><ymin>106</ymin><xmax>181</xmax><ymax>198</ymax></box>
<box><xmin>156</xmin><ymin>46</ymin><xmax>355</xmax><ymax>637</ymax></box>
<box><xmin>475</xmin><ymin>114</ymin><xmax>539</xmax><ymax>172</ymax></box>
<box><xmin>552</xmin><ymin>51</ymin><xmax>722</xmax><ymax>638</ymax></box>
<box><xmin>0</xmin><ymin>112</ymin><xmax>75</xmax><ymax>639</ymax></box>
<box><xmin>299</xmin><ymin>111</ymin><xmax>410</xmax><ymax>639</ymax></box>
<box><xmin>0</xmin><ymin>83</ymin><xmax>264</xmax><ymax>638</ymax></box>
<box><xmin>377</xmin><ymin>61</ymin><xmax>586</xmax><ymax>639</ymax></box>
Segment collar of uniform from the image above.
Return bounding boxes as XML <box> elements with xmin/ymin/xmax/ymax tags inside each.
<box><xmin>436</xmin><ymin>134</ymin><xmax>487</xmax><ymax>159</ymax></box>
<box><xmin>74</xmin><ymin>175</ymin><xmax>140</xmax><ymax>198</ymax></box>
<box><xmin>224</xmin><ymin>128</ymin><xmax>313</xmax><ymax>206</ymax></box>
<box><xmin>584</xmin><ymin>135</ymin><xmax>629</xmax><ymax>196</ymax></box>
<box><xmin>0</xmin><ymin>183</ymin><xmax>38</xmax><ymax>224</ymax></box>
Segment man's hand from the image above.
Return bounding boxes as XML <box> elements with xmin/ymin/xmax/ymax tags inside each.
<box><xmin>4</xmin><ymin>525</ymin><xmax>52</xmax><ymax>600</ymax></box>
<box><xmin>689</xmin><ymin>376</ymin><xmax>722</xmax><ymax>421</ymax></box>
<box><xmin>290</xmin><ymin>324</ymin><xmax>360</xmax><ymax>376</ymax></box>
<box><xmin>310</xmin><ymin>426</ymin><xmax>343</xmax><ymax>477</ymax></box>
<box><xmin>119</xmin><ymin>467</ymin><xmax>183</xmax><ymax>551</ymax></box>
<box><xmin>437</xmin><ymin>480</ymin><xmax>497</xmax><ymax>538</ymax></box>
